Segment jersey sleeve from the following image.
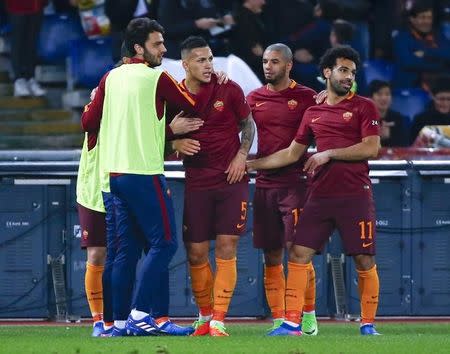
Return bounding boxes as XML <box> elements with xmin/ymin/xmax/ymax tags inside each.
<box><xmin>81</xmin><ymin>72</ymin><xmax>108</xmax><ymax>133</ymax></box>
<box><xmin>359</xmin><ymin>99</ymin><xmax>380</xmax><ymax>138</ymax></box>
<box><xmin>157</xmin><ymin>71</ymin><xmax>197</xmax><ymax>112</ymax></box>
<box><xmin>294</xmin><ymin>111</ymin><xmax>313</xmax><ymax>146</ymax></box>
<box><xmin>246</xmin><ymin>91</ymin><xmax>256</xmax><ymax>109</ymax></box>
<box><xmin>230</xmin><ymin>82</ymin><xmax>251</xmax><ymax>120</ymax></box>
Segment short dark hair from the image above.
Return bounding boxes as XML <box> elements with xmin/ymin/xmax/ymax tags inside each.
<box><xmin>318</xmin><ymin>45</ymin><xmax>360</xmax><ymax>78</ymax></box>
<box><xmin>408</xmin><ymin>1</ymin><xmax>433</xmax><ymax>17</ymax></box>
<box><xmin>264</xmin><ymin>43</ymin><xmax>293</xmax><ymax>62</ymax></box>
<box><xmin>331</xmin><ymin>19</ymin><xmax>354</xmax><ymax>44</ymax></box>
<box><xmin>180</xmin><ymin>36</ymin><xmax>209</xmax><ymax>58</ymax></box>
<box><xmin>368</xmin><ymin>80</ymin><xmax>391</xmax><ymax>96</ymax></box>
<box><xmin>124</xmin><ymin>18</ymin><xmax>165</xmax><ymax>56</ymax></box>
<box><xmin>431</xmin><ymin>77</ymin><xmax>450</xmax><ymax>95</ymax></box>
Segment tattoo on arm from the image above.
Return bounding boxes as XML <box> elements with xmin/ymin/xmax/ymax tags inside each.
<box><xmin>238</xmin><ymin>114</ymin><xmax>256</xmax><ymax>155</ymax></box>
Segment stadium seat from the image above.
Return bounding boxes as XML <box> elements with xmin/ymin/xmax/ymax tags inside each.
<box><xmin>442</xmin><ymin>22</ymin><xmax>450</xmax><ymax>41</ymax></box>
<box><xmin>391</xmin><ymin>88</ymin><xmax>431</xmax><ymax>121</ymax></box>
<box><xmin>67</xmin><ymin>37</ymin><xmax>114</xmax><ymax>89</ymax></box>
<box><xmin>362</xmin><ymin>59</ymin><xmax>395</xmax><ymax>87</ymax></box>
<box><xmin>38</xmin><ymin>14</ymin><xmax>85</xmax><ymax>64</ymax></box>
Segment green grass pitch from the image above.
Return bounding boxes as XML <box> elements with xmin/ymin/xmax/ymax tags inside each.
<box><xmin>0</xmin><ymin>323</ymin><xmax>449</xmax><ymax>354</ymax></box>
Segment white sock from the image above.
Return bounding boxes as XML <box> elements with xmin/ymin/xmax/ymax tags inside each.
<box><xmin>130</xmin><ymin>309</ymin><xmax>149</xmax><ymax>320</ymax></box>
<box><xmin>303</xmin><ymin>310</ymin><xmax>316</xmax><ymax>315</ymax></box>
<box><xmin>114</xmin><ymin>320</ymin><xmax>126</xmax><ymax>329</ymax></box>
<box><xmin>199</xmin><ymin>313</ymin><xmax>212</xmax><ymax>322</ymax></box>
<box><xmin>103</xmin><ymin>324</ymin><xmax>114</xmax><ymax>330</ymax></box>
<box><xmin>284</xmin><ymin>320</ymin><xmax>300</xmax><ymax>328</ymax></box>
<box><xmin>210</xmin><ymin>320</ymin><xmax>224</xmax><ymax>327</ymax></box>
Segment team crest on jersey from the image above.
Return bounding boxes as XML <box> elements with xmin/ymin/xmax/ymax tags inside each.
<box><xmin>82</xmin><ymin>230</ymin><xmax>89</xmax><ymax>240</ymax></box>
<box><xmin>343</xmin><ymin>111</ymin><xmax>353</xmax><ymax>121</ymax></box>
<box><xmin>214</xmin><ymin>100</ymin><xmax>224</xmax><ymax>112</ymax></box>
<box><xmin>287</xmin><ymin>99</ymin><xmax>298</xmax><ymax>110</ymax></box>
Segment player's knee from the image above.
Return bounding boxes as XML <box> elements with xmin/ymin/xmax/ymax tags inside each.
<box><xmin>288</xmin><ymin>246</ymin><xmax>312</xmax><ymax>264</ymax></box>
<box><xmin>263</xmin><ymin>248</ymin><xmax>283</xmax><ymax>266</ymax></box>
<box><xmin>353</xmin><ymin>254</ymin><xmax>375</xmax><ymax>271</ymax></box>
<box><xmin>215</xmin><ymin>244</ymin><xmax>237</xmax><ymax>260</ymax></box>
<box><xmin>187</xmin><ymin>251</ymin><xmax>208</xmax><ymax>265</ymax></box>
<box><xmin>215</xmin><ymin>235</ymin><xmax>239</xmax><ymax>260</ymax></box>
<box><xmin>87</xmin><ymin>247</ymin><xmax>106</xmax><ymax>266</ymax></box>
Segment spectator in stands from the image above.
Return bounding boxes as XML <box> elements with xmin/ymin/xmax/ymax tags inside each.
<box><xmin>286</xmin><ymin>0</ymin><xmax>339</xmax><ymax>90</ymax></box>
<box><xmin>329</xmin><ymin>19</ymin><xmax>354</xmax><ymax>47</ymax></box>
<box><xmin>410</xmin><ymin>78</ymin><xmax>450</xmax><ymax>144</ymax></box>
<box><xmin>370</xmin><ymin>0</ymin><xmax>401</xmax><ymax>59</ymax></box>
<box><xmin>392</xmin><ymin>1</ymin><xmax>450</xmax><ymax>89</ymax></box>
<box><xmin>262</xmin><ymin>0</ymin><xmax>314</xmax><ymax>43</ymax></box>
<box><xmin>158</xmin><ymin>0</ymin><xmax>234</xmax><ymax>59</ymax></box>
<box><xmin>230</xmin><ymin>0</ymin><xmax>267</xmax><ymax>81</ymax></box>
<box><xmin>368</xmin><ymin>80</ymin><xmax>409</xmax><ymax>147</ymax></box>
<box><xmin>104</xmin><ymin>0</ymin><xmax>154</xmax><ymax>62</ymax></box>
<box><xmin>5</xmin><ymin>0</ymin><xmax>47</xmax><ymax>97</ymax></box>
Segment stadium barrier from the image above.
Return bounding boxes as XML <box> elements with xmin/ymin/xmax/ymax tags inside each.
<box><xmin>0</xmin><ymin>152</ymin><xmax>449</xmax><ymax>319</ymax></box>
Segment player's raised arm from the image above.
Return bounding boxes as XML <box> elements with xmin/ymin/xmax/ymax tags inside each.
<box><xmin>247</xmin><ymin>140</ymin><xmax>308</xmax><ymax>172</ymax></box>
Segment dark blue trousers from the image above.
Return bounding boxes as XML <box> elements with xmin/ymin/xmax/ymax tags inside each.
<box><xmin>110</xmin><ymin>174</ymin><xmax>177</xmax><ymax>318</ymax></box>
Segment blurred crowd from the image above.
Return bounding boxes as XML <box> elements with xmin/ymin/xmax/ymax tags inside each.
<box><xmin>1</xmin><ymin>0</ymin><xmax>449</xmax><ymax>147</ymax></box>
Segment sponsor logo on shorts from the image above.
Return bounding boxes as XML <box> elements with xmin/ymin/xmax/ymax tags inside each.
<box><xmin>183</xmin><ymin>225</ymin><xmax>188</xmax><ymax>232</ymax></box>
<box><xmin>167</xmin><ymin>188</ymin><xmax>171</xmax><ymax>197</ymax></box>
<box><xmin>82</xmin><ymin>230</ymin><xmax>89</xmax><ymax>240</ymax></box>
<box><xmin>312</xmin><ymin>117</ymin><xmax>321</xmax><ymax>123</ymax></box>
<box><xmin>343</xmin><ymin>111</ymin><xmax>353</xmax><ymax>121</ymax></box>
<box><xmin>362</xmin><ymin>242</ymin><xmax>373</xmax><ymax>248</ymax></box>
<box><xmin>255</xmin><ymin>102</ymin><xmax>266</xmax><ymax>107</ymax></box>
<box><xmin>287</xmin><ymin>99</ymin><xmax>298</xmax><ymax>110</ymax></box>
<box><xmin>214</xmin><ymin>100</ymin><xmax>224</xmax><ymax>112</ymax></box>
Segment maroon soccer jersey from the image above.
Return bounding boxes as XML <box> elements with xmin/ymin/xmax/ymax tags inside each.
<box><xmin>181</xmin><ymin>76</ymin><xmax>251</xmax><ymax>190</ymax></box>
<box><xmin>247</xmin><ymin>81</ymin><xmax>316</xmax><ymax>188</ymax></box>
<box><xmin>294</xmin><ymin>93</ymin><xmax>380</xmax><ymax>198</ymax></box>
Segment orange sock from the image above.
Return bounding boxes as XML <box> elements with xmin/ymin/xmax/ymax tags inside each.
<box><xmin>85</xmin><ymin>262</ymin><xmax>104</xmax><ymax>322</ymax></box>
<box><xmin>189</xmin><ymin>262</ymin><xmax>213</xmax><ymax>316</ymax></box>
<box><xmin>303</xmin><ymin>262</ymin><xmax>316</xmax><ymax>312</ymax></box>
<box><xmin>357</xmin><ymin>265</ymin><xmax>379</xmax><ymax>324</ymax></box>
<box><xmin>264</xmin><ymin>264</ymin><xmax>285</xmax><ymax>319</ymax></box>
<box><xmin>212</xmin><ymin>257</ymin><xmax>237</xmax><ymax>321</ymax></box>
<box><xmin>285</xmin><ymin>262</ymin><xmax>309</xmax><ymax>324</ymax></box>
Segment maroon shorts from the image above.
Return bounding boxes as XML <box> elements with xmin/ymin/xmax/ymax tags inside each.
<box><xmin>77</xmin><ymin>203</ymin><xmax>107</xmax><ymax>249</ymax></box>
<box><xmin>183</xmin><ymin>182</ymin><xmax>249</xmax><ymax>243</ymax></box>
<box><xmin>253</xmin><ymin>185</ymin><xmax>307</xmax><ymax>250</ymax></box>
<box><xmin>293</xmin><ymin>194</ymin><xmax>376</xmax><ymax>255</ymax></box>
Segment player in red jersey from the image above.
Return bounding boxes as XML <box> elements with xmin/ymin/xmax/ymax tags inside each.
<box><xmin>246</xmin><ymin>43</ymin><xmax>319</xmax><ymax>335</ymax></box>
<box><xmin>247</xmin><ymin>46</ymin><xmax>381</xmax><ymax>336</ymax></box>
<box><xmin>172</xmin><ymin>36</ymin><xmax>255</xmax><ymax>337</ymax></box>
